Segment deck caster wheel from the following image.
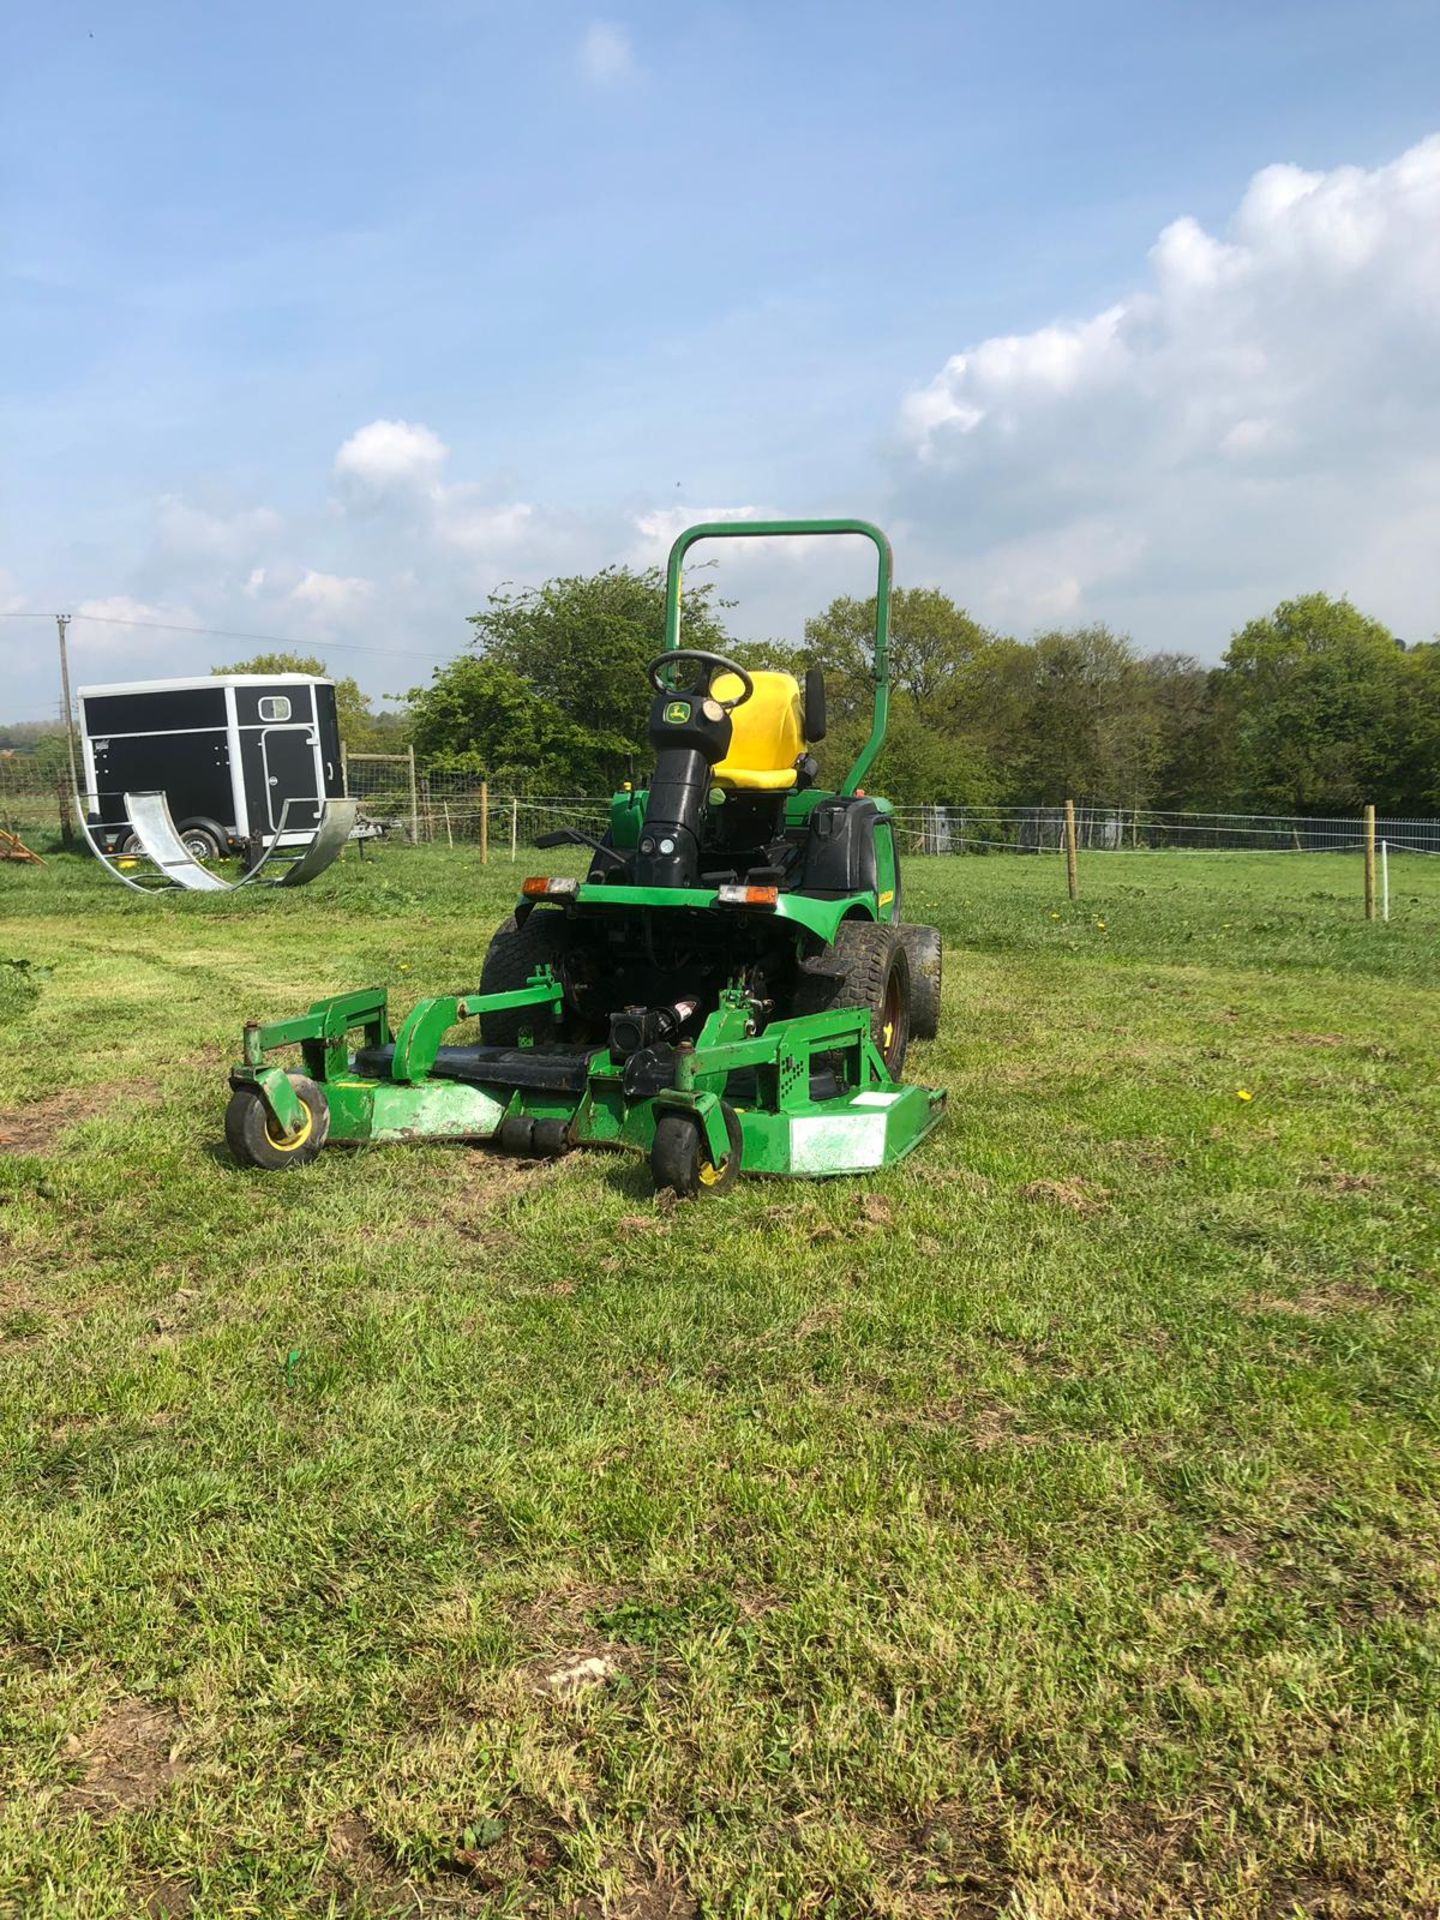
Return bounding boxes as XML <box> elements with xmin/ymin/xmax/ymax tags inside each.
<box><xmin>225</xmin><ymin>1074</ymin><xmax>330</xmax><ymax>1171</ymax></box>
<box><xmin>498</xmin><ymin>1114</ymin><xmax>537</xmax><ymax>1157</ymax></box>
<box><xmin>530</xmin><ymin>1118</ymin><xmax>572</xmax><ymax>1158</ymax></box>
<box><xmin>650</xmin><ymin>1103</ymin><xmax>743</xmax><ymax>1199</ymax></box>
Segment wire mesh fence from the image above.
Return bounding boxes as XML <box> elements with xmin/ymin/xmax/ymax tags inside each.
<box><xmin>0</xmin><ymin>756</ymin><xmax>70</xmax><ymax>840</ymax></box>
<box><xmin>886</xmin><ymin>805</ymin><xmax>1440</xmax><ymax>857</ymax></box>
<box><xmin>4</xmin><ymin>746</ymin><xmax>1438</xmax><ymax>862</ymax></box>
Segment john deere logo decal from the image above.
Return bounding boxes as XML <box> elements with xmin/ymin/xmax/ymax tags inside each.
<box><xmin>664</xmin><ymin>700</ymin><xmax>691</xmax><ymax>724</ymax></box>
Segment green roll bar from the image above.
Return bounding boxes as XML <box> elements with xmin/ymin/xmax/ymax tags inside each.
<box><xmin>663</xmin><ymin>518</ymin><xmax>893</xmax><ymax>797</ymax></box>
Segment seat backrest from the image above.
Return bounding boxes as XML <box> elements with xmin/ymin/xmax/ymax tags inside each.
<box><xmin>711</xmin><ymin>671</ymin><xmax>804</xmax><ymax>792</ymax></box>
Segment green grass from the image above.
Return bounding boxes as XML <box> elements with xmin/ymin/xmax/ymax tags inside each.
<box><xmin>2</xmin><ymin>847</ymin><xmax>1438</xmax><ymax>1918</ymax></box>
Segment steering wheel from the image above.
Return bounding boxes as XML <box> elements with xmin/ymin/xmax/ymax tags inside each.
<box><xmin>648</xmin><ymin>649</ymin><xmax>755</xmax><ymax>712</ymax></box>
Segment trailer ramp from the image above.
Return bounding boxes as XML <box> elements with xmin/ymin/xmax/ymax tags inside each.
<box><xmin>80</xmin><ymin>792</ymin><xmax>358</xmax><ymax>893</ymax></box>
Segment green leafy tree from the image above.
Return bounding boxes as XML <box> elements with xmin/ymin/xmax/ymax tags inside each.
<box><xmin>1220</xmin><ymin>595</ymin><xmax>1406</xmax><ymax>813</ymax></box>
<box><xmin>466</xmin><ymin>566</ymin><xmax>732</xmax><ymax>783</ymax></box>
<box><xmin>1394</xmin><ymin>641</ymin><xmax>1440</xmax><ymax>813</ymax></box>
<box><xmin>1139</xmin><ymin>654</ymin><xmax>1229</xmax><ymax>810</ymax></box>
<box><xmin>211</xmin><ymin>651</ymin><xmax>401</xmax><ymax>751</ymax></box>
<box><xmin>407</xmin><ymin>656</ymin><xmax>627</xmax><ymax>791</ymax></box>
<box><xmin>799</xmin><ymin>587</ymin><xmax>997</xmax><ymax>727</ymax></box>
<box><xmin>989</xmin><ymin>625</ymin><xmax>1159</xmax><ymax>805</ymax></box>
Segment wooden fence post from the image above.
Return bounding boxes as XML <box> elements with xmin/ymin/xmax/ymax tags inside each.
<box><xmin>480</xmin><ymin>780</ymin><xmax>489</xmax><ymax>866</ymax></box>
<box><xmin>406</xmin><ymin>746</ymin><xmax>419</xmax><ymax>845</ymax></box>
<box><xmin>1363</xmin><ymin>803</ymin><xmax>1376</xmax><ymax>921</ymax></box>
<box><xmin>1064</xmin><ymin>798</ymin><xmax>1079</xmax><ymax>901</ymax></box>
<box><xmin>510</xmin><ymin>796</ymin><xmax>518</xmax><ymax>862</ymax></box>
<box><xmin>55</xmin><ymin>775</ymin><xmax>75</xmax><ymax>852</ymax></box>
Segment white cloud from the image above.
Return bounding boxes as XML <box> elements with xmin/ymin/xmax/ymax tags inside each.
<box><xmin>155</xmin><ymin>497</ymin><xmax>282</xmax><ymax>560</ymax></box>
<box><xmin>897</xmin><ymin>133</ymin><xmax>1440</xmax><ymax>644</ymax></box>
<box><xmin>290</xmin><ymin>570</ymin><xmax>375</xmax><ymax>619</ymax></box>
<box><xmin>334</xmin><ymin>418</ymin><xmax>448</xmax><ymax>496</ymax></box>
<box><xmin>628</xmin><ymin>505</ymin><xmax>765</xmax><ymax>561</ymax></box>
<box><xmin>579</xmin><ymin>20</ymin><xmax>637</xmax><ymax>85</ymax></box>
<box><xmin>331</xmin><ymin>418</ymin><xmax>534</xmax><ymax>561</ymax></box>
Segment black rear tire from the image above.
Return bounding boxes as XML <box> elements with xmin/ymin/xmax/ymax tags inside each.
<box><xmin>898</xmin><ymin>924</ymin><xmax>942</xmax><ymax>1040</ymax></box>
<box><xmin>478</xmin><ymin>908</ymin><xmax>574</xmax><ymax>1045</ymax></box>
<box><xmin>225</xmin><ymin>1074</ymin><xmax>330</xmax><ymax>1171</ymax></box>
<box><xmin>650</xmin><ymin>1103</ymin><xmax>743</xmax><ymax>1198</ymax></box>
<box><xmin>792</xmin><ymin>920</ymin><xmax>911</xmax><ymax>1080</ymax></box>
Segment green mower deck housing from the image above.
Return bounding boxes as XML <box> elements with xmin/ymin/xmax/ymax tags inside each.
<box><xmin>227</xmin><ymin>519</ymin><xmax>947</xmax><ymax>1194</ymax></box>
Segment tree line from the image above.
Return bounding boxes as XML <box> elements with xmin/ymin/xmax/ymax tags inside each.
<box><xmin>6</xmin><ymin>573</ymin><xmax>1435</xmax><ymax>816</ymax></box>
<box><xmin>399</xmin><ymin>569</ymin><xmax>1440</xmax><ymax>816</ymax></box>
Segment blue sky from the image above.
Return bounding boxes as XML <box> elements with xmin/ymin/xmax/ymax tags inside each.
<box><xmin>4</xmin><ymin>0</ymin><xmax>1440</xmax><ymax>717</ymax></box>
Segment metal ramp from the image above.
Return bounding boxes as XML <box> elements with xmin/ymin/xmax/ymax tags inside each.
<box><xmin>79</xmin><ymin>791</ymin><xmax>359</xmax><ymax>893</ymax></box>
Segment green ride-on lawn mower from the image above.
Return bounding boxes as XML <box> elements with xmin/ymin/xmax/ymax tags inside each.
<box><xmin>225</xmin><ymin>519</ymin><xmax>946</xmax><ymax>1196</ymax></box>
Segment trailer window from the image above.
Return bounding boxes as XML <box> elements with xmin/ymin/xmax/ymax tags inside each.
<box><xmin>258</xmin><ymin>696</ymin><xmax>292</xmax><ymax>722</ymax></box>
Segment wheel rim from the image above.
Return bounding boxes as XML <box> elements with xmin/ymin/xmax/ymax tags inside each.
<box><xmin>698</xmin><ymin>1153</ymin><xmax>726</xmax><ymax>1188</ymax></box>
<box><xmin>263</xmin><ymin>1100</ymin><xmax>313</xmax><ymax>1153</ymax></box>
<box><xmin>880</xmin><ymin>968</ymin><xmax>905</xmax><ymax>1066</ymax></box>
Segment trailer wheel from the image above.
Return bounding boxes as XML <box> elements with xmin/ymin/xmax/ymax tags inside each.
<box><xmin>898</xmin><ymin>924</ymin><xmax>942</xmax><ymax>1040</ymax></box>
<box><xmin>793</xmin><ymin>921</ymin><xmax>911</xmax><ymax>1080</ymax></box>
<box><xmin>175</xmin><ymin>822</ymin><xmax>223</xmax><ymax>862</ymax></box>
<box><xmin>651</xmin><ymin>1103</ymin><xmax>743</xmax><ymax>1199</ymax></box>
<box><xmin>225</xmin><ymin>1074</ymin><xmax>330</xmax><ymax>1171</ymax></box>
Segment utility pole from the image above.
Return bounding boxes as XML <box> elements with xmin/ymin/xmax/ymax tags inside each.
<box><xmin>55</xmin><ymin>614</ymin><xmax>83</xmax><ymax>802</ymax></box>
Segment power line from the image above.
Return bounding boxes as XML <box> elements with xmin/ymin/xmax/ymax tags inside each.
<box><xmin>0</xmin><ymin>608</ymin><xmax>457</xmax><ymax>662</ymax></box>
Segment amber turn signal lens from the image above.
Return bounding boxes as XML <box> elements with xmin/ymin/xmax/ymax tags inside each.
<box><xmin>521</xmin><ymin>875</ymin><xmax>550</xmax><ymax>897</ymax></box>
<box><xmin>716</xmin><ymin>883</ymin><xmax>779</xmax><ymax>906</ymax></box>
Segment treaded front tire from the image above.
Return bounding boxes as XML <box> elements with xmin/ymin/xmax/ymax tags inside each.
<box><xmin>225</xmin><ymin>1074</ymin><xmax>330</xmax><ymax>1171</ymax></box>
<box><xmin>477</xmin><ymin>908</ymin><xmax>574</xmax><ymax>1045</ymax></box>
<box><xmin>793</xmin><ymin>920</ymin><xmax>911</xmax><ymax>1080</ymax></box>
<box><xmin>898</xmin><ymin>924</ymin><xmax>942</xmax><ymax>1040</ymax></box>
<box><xmin>650</xmin><ymin>1103</ymin><xmax>743</xmax><ymax>1198</ymax></box>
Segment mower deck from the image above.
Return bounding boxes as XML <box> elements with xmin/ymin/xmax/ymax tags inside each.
<box><xmin>229</xmin><ymin>971</ymin><xmax>945</xmax><ymax>1182</ymax></box>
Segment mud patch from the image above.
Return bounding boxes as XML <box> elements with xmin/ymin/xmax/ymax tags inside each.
<box><xmin>59</xmin><ymin>1698</ymin><xmax>186</xmax><ymax>1815</ymax></box>
<box><xmin>0</xmin><ymin>1080</ymin><xmax>152</xmax><ymax>1156</ymax></box>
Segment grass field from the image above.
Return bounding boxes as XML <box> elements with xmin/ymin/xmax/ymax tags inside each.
<box><xmin>2</xmin><ymin>846</ymin><xmax>1438</xmax><ymax>1919</ymax></box>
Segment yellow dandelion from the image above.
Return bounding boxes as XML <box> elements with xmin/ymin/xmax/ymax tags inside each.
<box><xmin>1236</xmin><ymin>1088</ymin><xmax>1254</xmax><ymax>1102</ymax></box>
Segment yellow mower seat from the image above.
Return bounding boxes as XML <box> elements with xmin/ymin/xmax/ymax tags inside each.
<box><xmin>712</xmin><ymin>670</ymin><xmax>805</xmax><ymax>791</ymax></box>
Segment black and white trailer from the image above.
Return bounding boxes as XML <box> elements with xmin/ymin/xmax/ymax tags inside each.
<box><xmin>78</xmin><ymin>673</ymin><xmax>345</xmax><ymax>860</ymax></box>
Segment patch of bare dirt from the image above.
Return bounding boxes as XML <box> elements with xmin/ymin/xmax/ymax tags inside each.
<box><xmin>577</xmin><ymin>1861</ymin><xmax>696</xmax><ymax>1920</ymax></box>
<box><xmin>439</xmin><ymin>1148</ymin><xmax>557</xmax><ymax>1243</ymax></box>
<box><xmin>325</xmin><ymin>1811</ymin><xmax>423</xmax><ymax>1916</ymax></box>
<box><xmin>810</xmin><ymin>1193</ymin><xmax>898</xmax><ymax>1242</ymax></box>
<box><xmin>1315</xmin><ymin>1167</ymin><xmax>1378</xmax><ymax>1194</ymax></box>
<box><xmin>858</xmin><ymin>1802</ymin><xmax>1016</xmax><ymax>1917</ymax></box>
<box><xmin>58</xmin><ymin>1698</ymin><xmax>186</xmax><ymax>1815</ymax></box>
<box><xmin>1020</xmin><ymin>1177</ymin><xmax>1112</xmax><ymax>1215</ymax></box>
<box><xmin>0</xmin><ymin>1081</ymin><xmax>148</xmax><ymax>1155</ymax></box>
<box><xmin>503</xmin><ymin>1581</ymin><xmax>628</xmax><ymax>1644</ymax></box>
<box><xmin>1108</xmin><ymin>1138</ymin><xmax>1180</xmax><ymax>1173</ymax></box>
<box><xmin>134</xmin><ymin>1877</ymin><xmax>194</xmax><ymax>1919</ymax></box>
<box><xmin>1244</xmin><ymin>1282</ymin><xmax>1392</xmax><ymax>1320</ymax></box>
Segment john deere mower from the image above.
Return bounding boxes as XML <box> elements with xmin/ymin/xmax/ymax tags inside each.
<box><xmin>225</xmin><ymin>519</ymin><xmax>945</xmax><ymax>1195</ymax></box>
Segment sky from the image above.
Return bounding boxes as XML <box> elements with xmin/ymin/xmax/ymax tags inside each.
<box><xmin>3</xmin><ymin>0</ymin><xmax>1440</xmax><ymax>720</ymax></box>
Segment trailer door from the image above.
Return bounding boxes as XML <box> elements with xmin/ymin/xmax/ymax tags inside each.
<box><xmin>261</xmin><ymin>726</ymin><xmax>322</xmax><ymax>833</ymax></box>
